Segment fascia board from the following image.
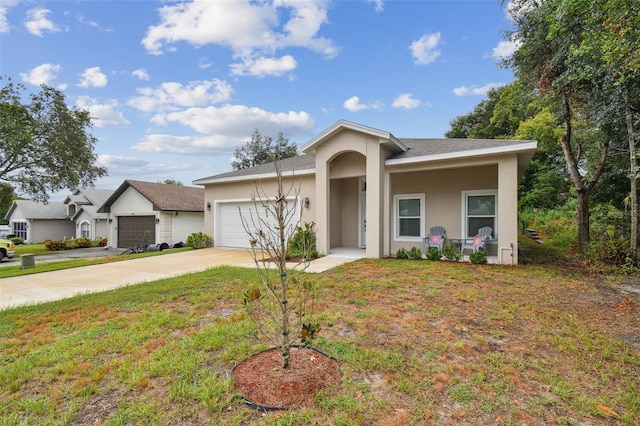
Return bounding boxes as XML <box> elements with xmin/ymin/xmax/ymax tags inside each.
<box><xmin>385</xmin><ymin>141</ymin><xmax>538</xmax><ymax>166</ymax></box>
<box><xmin>193</xmin><ymin>168</ymin><xmax>316</xmax><ymax>185</ymax></box>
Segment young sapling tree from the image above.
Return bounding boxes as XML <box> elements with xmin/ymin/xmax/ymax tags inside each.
<box><xmin>241</xmin><ymin>160</ymin><xmax>319</xmax><ymax>368</ymax></box>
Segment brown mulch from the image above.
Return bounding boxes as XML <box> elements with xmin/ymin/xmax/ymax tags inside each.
<box><xmin>232</xmin><ymin>346</ymin><xmax>341</xmax><ymax>409</ymax></box>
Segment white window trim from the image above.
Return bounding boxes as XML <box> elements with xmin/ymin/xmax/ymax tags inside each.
<box><xmin>80</xmin><ymin>221</ymin><xmax>91</xmax><ymax>238</ymax></box>
<box><xmin>461</xmin><ymin>189</ymin><xmax>498</xmax><ymax>239</ymax></box>
<box><xmin>393</xmin><ymin>193</ymin><xmax>425</xmax><ymax>242</ymax></box>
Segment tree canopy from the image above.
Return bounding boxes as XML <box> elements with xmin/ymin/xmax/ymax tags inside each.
<box><xmin>0</xmin><ymin>77</ymin><xmax>107</xmax><ymax>202</ymax></box>
<box><xmin>232</xmin><ymin>130</ymin><xmax>298</xmax><ymax>171</ymax></box>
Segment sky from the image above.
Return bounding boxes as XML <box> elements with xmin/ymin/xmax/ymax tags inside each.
<box><xmin>0</xmin><ymin>0</ymin><xmax>519</xmax><ymax>198</ymax></box>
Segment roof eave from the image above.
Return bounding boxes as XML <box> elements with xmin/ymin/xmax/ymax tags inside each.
<box><xmin>302</xmin><ymin>120</ymin><xmax>407</xmax><ymax>154</ymax></box>
<box><xmin>193</xmin><ymin>168</ymin><xmax>316</xmax><ymax>185</ymax></box>
<box><xmin>386</xmin><ymin>141</ymin><xmax>538</xmax><ymax>166</ymax></box>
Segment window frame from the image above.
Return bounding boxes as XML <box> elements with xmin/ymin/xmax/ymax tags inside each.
<box><xmin>393</xmin><ymin>193</ymin><xmax>425</xmax><ymax>241</ymax></box>
<box><xmin>461</xmin><ymin>190</ymin><xmax>498</xmax><ymax>239</ymax></box>
<box><xmin>12</xmin><ymin>221</ymin><xmax>27</xmax><ymax>240</ymax></box>
<box><xmin>80</xmin><ymin>221</ymin><xmax>91</xmax><ymax>238</ymax></box>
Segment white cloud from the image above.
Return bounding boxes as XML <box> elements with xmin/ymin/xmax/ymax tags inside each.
<box><xmin>367</xmin><ymin>0</ymin><xmax>384</xmax><ymax>13</ymax></box>
<box><xmin>151</xmin><ymin>104</ymin><xmax>314</xmax><ymax>136</ymax></box>
<box><xmin>453</xmin><ymin>82</ymin><xmax>506</xmax><ymax>96</ymax></box>
<box><xmin>79</xmin><ymin>67</ymin><xmax>108</xmax><ymax>88</ymax></box>
<box><xmin>97</xmin><ymin>154</ymin><xmax>196</xmax><ymax>179</ymax></box>
<box><xmin>409</xmin><ymin>32</ymin><xmax>441</xmax><ymax>65</ymax></box>
<box><xmin>0</xmin><ymin>0</ymin><xmax>19</xmax><ymax>33</ymax></box>
<box><xmin>492</xmin><ymin>40</ymin><xmax>520</xmax><ymax>60</ymax></box>
<box><xmin>20</xmin><ymin>63</ymin><xmax>61</xmax><ymax>85</ymax></box>
<box><xmin>198</xmin><ymin>57</ymin><xmax>212</xmax><ymax>69</ymax></box>
<box><xmin>24</xmin><ymin>8</ymin><xmax>60</xmax><ymax>37</ymax></box>
<box><xmin>76</xmin><ymin>96</ymin><xmax>130</xmax><ymax>128</ymax></box>
<box><xmin>343</xmin><ymin>96</ymin><xmax>382</xmax><ymax>112</ymax></box>
<box><xmin>141</xmin><ymin>0</ymin><xmax>337</xmax><ymax>76</ymax></box>
<box><xmin>392</xmin><ymin>93</ymin><xmax>423</xmax><ymax>110</ymax></box>
<box><xmin>230</xmin><ymin>55</ymin><xmax>297</xmax><ymax>77</ymax></box>
<box><xmin>132</xmin><ymin>69</ymin><xmax>150</xmax><ymax>81</ymax></box>
<box><xmin>132</xmin><ymin>134</ymin><xmax>237</xmax><ymax>155</ymax></box>
<box><xmin>128</xmin><ymin>79</ymin><xmax>233</xmax><ymax>113</ymax></box>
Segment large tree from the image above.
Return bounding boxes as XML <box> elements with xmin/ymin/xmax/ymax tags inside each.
<box><xmin>232</xmin><ymin>130</ymin><xmax>298</xmax><ymax>171</ymax></box>
<box><xmin>504</xmin><ymin>0</ymin><xmax>615</xmax><ymax>253</ymax></box>
<box><xmin>0</xmin><ymin>77</ymin><xmax>107</xmax><ymax>202</ymax></box>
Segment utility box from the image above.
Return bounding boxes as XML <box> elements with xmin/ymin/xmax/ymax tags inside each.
<box><xmin>21</xmin><ymin>254</ymin><xmax>35</xmax><ymax>269</ymax></box>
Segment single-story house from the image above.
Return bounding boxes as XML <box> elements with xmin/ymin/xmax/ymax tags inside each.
<box><xmin>193</xmin><ymin>120</ymin><xmax>537</xmax><ymax>265</ymax></box>
<box><xmin>97</xmin><ymin>180</ymin><xmax>204</xmax><ymax>248</ymax></box>
<box><xmin>64</xmin><ymin>188</ymin><xmax>114</xmax><ymax>240</ymax></box>
<box><xmin>4</xmin><ymin>200</ymin><xmax>75</xmax><ymax>243</ymax></box>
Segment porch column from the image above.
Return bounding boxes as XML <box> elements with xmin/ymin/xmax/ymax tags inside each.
<box><xmin>365</xmin><ymin>139</ymin><xmax>385</xmax><ymax>258</ymax></box>
<box><xmin>498</xmin><ymin>155</ymin><xmax>518</xmax><ymax>265</ymax></box>
<box><xmin>383</xmin><ymin>170</ymin><xmax>391</xmax><ymax>257</ymax></box>
<box><xmin>315</xmin><ymin>153</ymin><xmax>330</xmax><ymax>256</ymax></box>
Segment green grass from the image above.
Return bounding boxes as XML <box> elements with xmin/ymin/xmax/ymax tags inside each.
<box><xmin>1</xmin><ymin>257</ymin><xmax>638</xmax><ymax>425</ymax></box>
<box><xmin>14</xmin><ymin>243</ymin><xmax>51</xmax><ymax>257</ymax></box>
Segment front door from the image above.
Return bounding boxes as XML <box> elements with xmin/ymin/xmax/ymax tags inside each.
<box><xmin>359</xmin><ymin>177</ymin><xmax>366</xmax><ymax>248</ymax></box>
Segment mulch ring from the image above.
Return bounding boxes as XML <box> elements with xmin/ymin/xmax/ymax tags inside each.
<box><xmin>232</xmin><ymin>346</ymin><xmax>341</xmax><ymax>410</ymax></box>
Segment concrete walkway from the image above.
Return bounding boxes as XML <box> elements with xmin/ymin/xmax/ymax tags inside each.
<box><xmin>0</xmin><ymin>247</ymin><xmax>364</xmax><ymax>310</ymax></box>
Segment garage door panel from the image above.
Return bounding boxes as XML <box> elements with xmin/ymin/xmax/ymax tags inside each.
<box><xmin>217</xmin><ymin>201</ymin><xmax>298</xmax><ymax>248</ymax></box>
<box><xmin>118</xmin><ymin>216</ymin><xmax>156</xmax><ymax>248</ymax></box>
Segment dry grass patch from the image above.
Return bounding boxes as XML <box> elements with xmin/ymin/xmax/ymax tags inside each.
<box><xmin>1</xmin><ymin>261</ymin><xmax>638</xmax><ymax>425</ymax></box>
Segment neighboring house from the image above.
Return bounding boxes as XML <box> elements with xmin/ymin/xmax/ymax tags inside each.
<box><xmin>98</xmin><ymin>180</ymin><xmax>204</xmax><ymax>248</ymax></box>
<box><xmin>64</xmin><ymin>189</ymin><xmax>115</xmax><ymax>240</ymax></box>
<box><xmin>193</xmin><ymin>120</ymin><xmax>538</xmax><ymax>265</ymax></box>
<box><xmin>4</xmin><ymin>200</ymin><xmax>75</xmax><ymax>243</ymax></box>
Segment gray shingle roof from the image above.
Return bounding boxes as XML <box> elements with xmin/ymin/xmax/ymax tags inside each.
<box><xmin>193</xmin><ymin>138</ymin><xmax>536</xmax><ymax>184</ymax></box>
<box><xmin>392</xmin><ymin>138</ymin><xmax>534</xmax><ymax>160</ymax></box>
<box><xmin>193</xmin><ymin>155</ymin><xmax>315</xmax><ymax>184</ymax></box>
<box><xmin>8</xmin><ymin>200</ymin><xmax>69</xmax><ymax>219</ymax></box>
<box><xmin>99</xmin><ymin>180</ymin><xmax>204</xmax><ymax>213</ymax></box>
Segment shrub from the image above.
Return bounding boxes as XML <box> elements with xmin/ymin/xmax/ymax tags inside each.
<box><xmin>396</xmin><ymin>247</ymin><xmax>409</xmax><ymax>259</ymax></box>
<box><xmin>74</xmin><ymin>237</ymin><xmax>92</xmax><ymax>248</ymax></box>
<box><xmin>287</xmin><ymin>222</ymin><xmax>318</xmax><ymax>260</ymax></box>
<box><xmin>425</xmin><ymin>247</ymin><xmax>442</xmax><ymax>261</ymax></box>
<box><xmin>582</xmin><ymin>237</ymin><xmax>629</xmax><ymax>270</ymax></box>
<box><xmin>186</xmin><ymin>232</ymin><xmax>212</xmax><ymax>249</ymax></box>
<box><xmin>92</xmin><ymin>238</ymin><xmax>107</xmax><ymax>247</ymax></box>
<box><xmin>469</xmin><ymin>250</ymin><xmax>488</xmax><ymax>264</ymax></box>
<box><xmin>10</xmin><ymin>237</ymin><xmax>24</xmax><ymax>245</ymax></box>
<box><xmin>443</xmin><ymin>244</ymin><xmax>462</xmax><ymax>261</ymax></box>
<box><xmin>408</xmin><ymin>246</ymin><xmax>422</xmax><ymax>259</ymax></box>
<box><xmin>45</xmin><ymin>239</ymin><xmax>67</xmax><ymax>251</ymax></box>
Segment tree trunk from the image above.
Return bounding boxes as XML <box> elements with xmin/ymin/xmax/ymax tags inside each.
<box><xmin>625</xmin><ymin>90</ymin><xmax>638</xmax><ymax>262</ymax></box>
<box><xmin>576</xmin><ymin>189</ymin><xmax>590</xmax><ymax>253</ymax></box>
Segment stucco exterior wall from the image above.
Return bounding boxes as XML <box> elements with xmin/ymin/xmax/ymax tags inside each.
<box><xmin>31</xmin><ymin>220</ymin><xmax>75</xmax><ymax>243</ymax></box>
<box><xmin>329</xmin><ymin>177</ymin><xmax>359</xmax><ymax>248</ymax></box>
<box><xmin>172</xmin><ymin>211</ymin><xmax>204</xmax><ymax>245</ymax></box>
<box><xmin>389</xmin><ymin>165</ymin><xmax>498</xmax><ymax>252</ymax></box>
<box><xmin>202</xmin><ymin>174</ymin><xmax>316</xmax><ymax>245</ymax></box>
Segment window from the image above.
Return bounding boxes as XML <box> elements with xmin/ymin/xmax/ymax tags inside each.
<box><xmin>394</xmin><ymin>194</ymin><xmax>425</xmax><ymax>240</ymax></box>
<box><xmin>12</xmin><ymin>222</ymin><xmax>27</xmax><ymax>240</ymax></box>
<box><xmin>463</xmin><ymin>191</ymin><xmax>497</xmax><ymax>238</ymax></box>
<box><xmin>80</xmin><ymin>221</ymin><xmax>90</xmax><ymax>238</ymax></box>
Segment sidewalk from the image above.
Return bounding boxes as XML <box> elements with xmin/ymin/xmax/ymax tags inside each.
<box><xmin>0</xmin><ymin>248</ymin><xmax>363</xmax><ymax>310</ymax></box>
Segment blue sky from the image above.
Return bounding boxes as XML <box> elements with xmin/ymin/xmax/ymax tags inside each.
<box><xmin>1</xmin><ymin>0</ymin><xmax>518</xmax><ymax>197</ymax></box>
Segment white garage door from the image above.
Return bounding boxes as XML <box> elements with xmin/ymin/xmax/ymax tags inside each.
<box><xmin>217</xmin><ymin>199</ymin><xmax>299</xmax><ymax>248</ymax></box>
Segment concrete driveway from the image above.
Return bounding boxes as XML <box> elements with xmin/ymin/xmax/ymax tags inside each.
<box><xmin>0</xmin><ymin>247</ymin><xmax>363</xmax><ymax>310</ymax></box>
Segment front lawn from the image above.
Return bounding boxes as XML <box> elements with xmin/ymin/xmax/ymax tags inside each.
<box><xmin>0</xmin><ymin>260</ymin><xmax>638</xmax><ymax>425</ymax></box>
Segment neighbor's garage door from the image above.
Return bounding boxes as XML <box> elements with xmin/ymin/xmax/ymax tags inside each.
<box><xmin>118</xmin><ymin>216</ymin><xmax>156</xmax><ymax>248</ymax></box>
<box><xmin>217</xmin><ymin>201</ymin><xmax>298</xmax><ymax>248</ymax></box>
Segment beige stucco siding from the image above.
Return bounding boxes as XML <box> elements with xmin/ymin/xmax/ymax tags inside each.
<box><xmin>203</xmin><ymin>175</ymin><xmax>316</xmax><ymax>247</ymax></box>
<box><xmin>388</xmin><ymin>165</ymin><xmax>498</xmax><ymax>254</ymax></box>
<box><xmin>329</xmin><ymin>177</ymin><xmax>359</xmax><ymax>248</ymax></box>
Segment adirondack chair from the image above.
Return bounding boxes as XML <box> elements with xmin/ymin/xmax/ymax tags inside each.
<box><xmin>460</xmin><ymin>226</ymin><xmax>493</xmax><ymax>254</ymax></box>
<box><xmin>423</xmin><ymin>226</ymin><xmax>447</xmax><ymax>253</ymax></box>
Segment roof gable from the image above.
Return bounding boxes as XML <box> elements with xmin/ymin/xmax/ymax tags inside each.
<box><xmin>98</xmin><ymin>180</ymin><xmax>204</xmax><ymax>213</ymax></box>
<box><xmin>6</xmin><ymin>200</ymin><xmax>69</xmax><ymax>220</ymax></box>
<box><xmin>301</xmin><ymin>119</ymin><xmax>407</xmax><ymax>154</ymax></box>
